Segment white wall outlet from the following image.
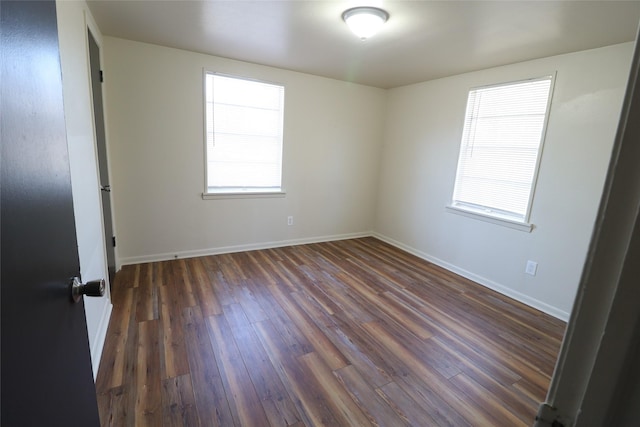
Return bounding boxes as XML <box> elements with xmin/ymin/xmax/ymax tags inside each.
<box><xmin>525</xmin><ymin>260</ymin><xmax>538</xmax><ymax>276</ymax></box>
<box><xmin>287</xmin><ymin>216</ymin><xmax>294</xmax><ymax>226</ymax></box>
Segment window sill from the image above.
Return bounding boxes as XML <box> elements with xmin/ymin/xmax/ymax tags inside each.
<box><xmin>445</xmin><ymin>205</ymin><xmax>533</xmax><ymax>232</ymax></box>
<box><xmin>202</xmin><ymin>189</ymin><xmax>286</xmax><ymax>200</ymax></box>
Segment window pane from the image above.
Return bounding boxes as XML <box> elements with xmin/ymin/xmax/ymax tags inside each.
<box><xmin>213</xmin><ymin>104</ymin><xmax>281</xmax><ymax>136</ymax></box>
<box><xmin>452</xmin><ymin>77</ymin><xmax>552</xmax><ymax>221</ymax></box>
<box><xmin>205</xmin><ymin>73</ymin><xmax>284</xmax><ymax>192</ymax></box>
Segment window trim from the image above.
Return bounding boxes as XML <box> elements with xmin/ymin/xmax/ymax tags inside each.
<box><xmin>446</xmin><ymin>205</ymin><xmax>534</xmax><ymax>232</ymax></box>
<box><xmin>202</xmin><ymin>190</ymin><xmax>286</xmax><ymax>200</ymax></box>
<box><xmin>201</xmin><ymin>69</ymin><xmax>286</xmax><ymax>198</ymax></box>
<box><xmin>447</xmin><ymin>74</ymin><xmax>556</xmax><ymax>231</ymax></box>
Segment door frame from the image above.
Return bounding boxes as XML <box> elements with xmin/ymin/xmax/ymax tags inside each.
<box><xmin>56</xmin><ymin>2</ymin><xmax>115</xmax><ymax>377</ymax></box>
<box><xmin>87</xmin><ymin>22</ymin><xmax>117</xmax><ymax>285</ymax></box>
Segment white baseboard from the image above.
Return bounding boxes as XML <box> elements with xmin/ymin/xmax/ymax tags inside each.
<box><xmin>118</xmin><ymin>231</ymin><xmax>373</xmax><ymax>266</ymax></box>
<box><xmin>91</xmin><ymin>298</ymin><xmax>113</xmax><ymax>381</ymax></box>
<box><xmin>372</xmin><ymin>232</ymin><xmax>570</xmax><ymax>321</ymax></box>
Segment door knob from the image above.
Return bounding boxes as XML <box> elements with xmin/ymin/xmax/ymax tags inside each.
<box><xmin>70</xmin><ymin>277</ymin><xmax>105</xmax><ymax>303</ymax></box>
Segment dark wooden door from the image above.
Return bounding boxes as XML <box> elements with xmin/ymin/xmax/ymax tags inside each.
<box><xmin>88</xmin><ymin>29</ymin><xmax>116</xmax><ymax>284</ymax></box>
<box><xmin>1</xmin><ymin>1</ymin><xmax>101</xmax><ymax>425</ymax></box>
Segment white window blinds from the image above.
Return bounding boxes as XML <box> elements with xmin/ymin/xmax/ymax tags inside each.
<box><xmin>205</xmin><ymin>73</ymin><xmax>285</xmax><ymax>193</ymax></box>
<box><xmin>452</xmin><ymin>77</ymin><xmax>553</xmax><ymax>222</ymax></box>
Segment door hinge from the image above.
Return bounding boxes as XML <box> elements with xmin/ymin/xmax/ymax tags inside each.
<box><xmin>100</xmin><ymin>70</ymin><xmax>104</xmax><ymax>83</ymax></box>
<box><xmin>112</xmin><ymin>236</ymin><xmax>116</xmax><ymax>247</ymax></box>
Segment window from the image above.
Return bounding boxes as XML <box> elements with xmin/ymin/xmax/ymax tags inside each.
<box><xmin>449</xmin><ymin>76</ymin><xmax>553</xmax><ymax>229</ymax></box>
<box><xmin>204</xmin><ymin>72</ymin><xmax>285</xmax><ymax>196</ymax></box>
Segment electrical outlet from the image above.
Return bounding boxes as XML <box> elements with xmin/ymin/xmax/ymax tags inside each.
<box><xmin>287</xmin><ymin>216</ymin><xmax>294</xmax><ymax>226</ymax></box>
<box><xmin>525</xmin><ymin>260</ymin><xmax>538</xmax><ymax>276</ymax></box>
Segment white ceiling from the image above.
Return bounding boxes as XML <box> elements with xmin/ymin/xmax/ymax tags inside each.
<box><xmin>86</xmin><ymin>0</ymin><xmax>640</xmax><ymax>89</ymax></box>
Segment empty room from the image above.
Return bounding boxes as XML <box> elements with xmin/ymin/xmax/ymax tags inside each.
<box><xmin>3</xmin><ymin>1</ymin><xmax>640</xmax><ymax>426</ymax></box>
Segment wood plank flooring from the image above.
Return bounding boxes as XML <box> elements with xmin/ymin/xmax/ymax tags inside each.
<box><xmin>96</xmin><ymin>237</ymin><xmax>566</xmax><ymax>426</ymax></box>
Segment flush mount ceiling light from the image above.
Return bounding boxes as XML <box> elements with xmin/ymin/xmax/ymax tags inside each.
<box><xmin>342</xmin><ymin>6</ymin><xmax>389</xmax><ymax>40</ymax></box>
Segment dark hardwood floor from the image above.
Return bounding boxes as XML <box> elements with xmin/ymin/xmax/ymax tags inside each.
<box><xmin>96</xmin><ymin>237</ymin><xmax>566</xmax><ymax>426</ymax></box>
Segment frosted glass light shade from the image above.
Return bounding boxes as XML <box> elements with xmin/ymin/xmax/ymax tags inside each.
<box><xmin>342</xmin><ymin>7</ymin><xmax>389</xmax><ymax>40</ymax></box>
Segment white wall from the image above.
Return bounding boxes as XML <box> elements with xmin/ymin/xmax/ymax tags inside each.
<box><xmin>103</xmin><ymin>37</ymin><xmax>387</xmax><ymax>264</ymax></box>
<box><xmin>375</xmin><ymin>43</ymin><xmax>634</xmax><ymax>319</ymax></box>
<box><xmin>102</xmin><ymin>35</ymin><xmax>633</xmax><ymax>320</ymax></box>
<box><xmin>56</xmin><ymin>0</ymin><xmax>112</xmax><ymax>377</ymax></box>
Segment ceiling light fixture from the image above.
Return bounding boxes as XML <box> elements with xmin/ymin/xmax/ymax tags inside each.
<box><xmin>342</xmin><ymin>6</ymin><xmax>389</xmax><ymax>40</ymax></box>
